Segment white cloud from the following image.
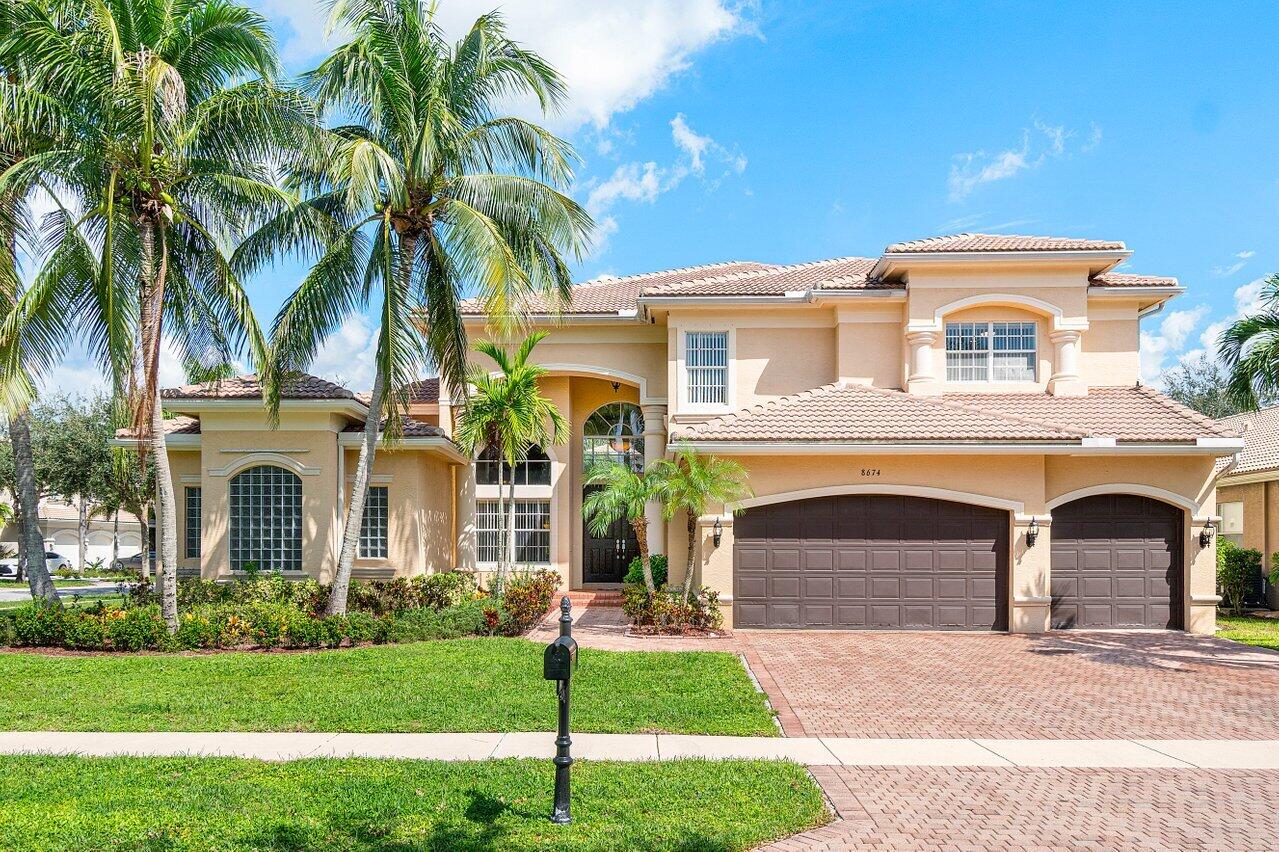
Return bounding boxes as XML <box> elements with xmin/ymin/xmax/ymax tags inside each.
<box><xmin>307</xmin><ymin>314</ymin><xmax>379</xmax><ymax>392</ymax></box>
<box><xmin>1139</xmin><ymin>305</ymin><xmax>1210</xmax><ymax>384</ymax></box>
<box><xmin>39</xmin><ymin>338</ymin><xmax>195</xmax><ymax>399</ymax></box>
<box><xmin>947</xmin><ymin>120</ymin><xmax>1101</xmax><ymax>201</ymax></box>
<box><xmin>258</xmin><ymin>0</ymin><xmax>749</xmax><ymax>131</ymax></box>
<box><xmin>586</xmin><ymin>161</ymin><xmax>664</xmax><ymax>218</ymax></box>
<box><xmin>670</xmin><ymin>114</ymin><xmax>712</xmax><ymax>174</ymax></box>
<box><xmin>1211</xmin><ymin>249</ymin><xmax>1256</xmax><ymax>277</ymax></box>
<box><xmin>1198</xmin><ymin>275</ymin><xmax>1270</xmax><ymax>356</ymax></box>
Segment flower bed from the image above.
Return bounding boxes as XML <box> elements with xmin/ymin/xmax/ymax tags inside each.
<box><xmin>0</xmin><ymin>569</ymin><xmax>559</xmax><ymax>653</ymax></box>
<box><xmin>623</xmin><ymin>582</ymin><xmax>725</xmax><ymax>636</ymax></box>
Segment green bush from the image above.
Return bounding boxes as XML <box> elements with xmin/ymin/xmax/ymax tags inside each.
<box><xmin>1217</xmin><ymin>540</ymin><xmax>1261</xmax><ymax>616</ymax></box>
<box><xmin>12</xmin><ymin>601</ymin><xmax>66</xmax><ymax>646</ymax></box>
<box><xmin>421</xmin><ymin>571</ymin><xmax>479</xmax><ymax>610</ymax></box>
<box><xmin>624</xmin><ymin>554</ymin><xmax>668</xmax><ymax>587</ymax></box>
<box><xmin>623</xmin><ymin>584</ymin><xmax>724</xmax><ymax>633</ymax></box>
<box><xmin>498</xmin><ymin>569</ymin><xmax>560</xmax><ymax>635</ymax></box>
<box><xmin>104</xmin><ymin>606</ymin><xmax>170</xmax><ymax>651</ymax></box>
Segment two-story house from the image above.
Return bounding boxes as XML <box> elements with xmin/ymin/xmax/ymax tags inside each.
<box><xmin>134</xmin><ymin>233</ymin><xmax>1241</xmax><ymax>635</ymax></box>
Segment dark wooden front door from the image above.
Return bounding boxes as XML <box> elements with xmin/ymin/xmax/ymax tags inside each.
<box><xmin>582</xmin><ymin>485</ymin><xmax>640</xmax><ymax>583</ymax></box>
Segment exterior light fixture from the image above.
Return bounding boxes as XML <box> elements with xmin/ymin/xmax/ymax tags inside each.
<box><xmin>1200</xmin><ymin>519</ymin><xmax>1216</xmax><ymax>549</ymax></box>
<box><xmin>712</xmin><ymin>517</ymin><xmax>723</xmax><ymax>548</ymax></box>
<box><xmin>1025</xmin><ymin>518</ymin><xmax>1039</xmax><ymax>548</ymax></box>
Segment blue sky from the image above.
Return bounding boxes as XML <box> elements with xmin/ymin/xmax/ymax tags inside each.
<box><xmin>45</xmin><ymin>0</ymin><xmax>1279</xmax><ymax>393</ymax></box>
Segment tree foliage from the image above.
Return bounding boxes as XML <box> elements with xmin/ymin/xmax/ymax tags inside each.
<box><xmin>1161</xmin><ymin>354</ymin><xmax>1255</xmax><ymax>419</ymax></box>
<box><xmin>1219</xmin><ymin>273</ymin><xmax>1279</xmax><ymax>411</ymax></box>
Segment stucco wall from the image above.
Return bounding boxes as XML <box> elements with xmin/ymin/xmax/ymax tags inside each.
<box><xmin>1217</xmin><ymin>479</ymin><xmax>1279</xmax><ymax>608</ymax></box>
<box><xmin>167</xmin><ymin>450</ymin><xmax>201</xmax><ymax>574</ymax></box>
<box><xmin>735</xmin><ymin>325</ymin><xmax>837</xmax><ymax>405</ymax></box>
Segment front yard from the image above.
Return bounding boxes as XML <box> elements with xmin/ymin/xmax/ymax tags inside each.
<box><xmin>1218</xmin><ymin>614</ymin><xmax>1279</xmax><ymax>651</ymax></box>
<box><xmin>0</xmin><ymin>638</ymin><xmax>777</xmax><ymax>735</ymax></box>
<box><xmin>0</xmin><ymin>755</ymin><xmax>828</xmax><ymax>851</ymax></box>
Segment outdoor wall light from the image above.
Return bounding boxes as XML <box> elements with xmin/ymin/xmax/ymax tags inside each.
<box><xmin>1200</xmin><ymin>519</ymin><xmax>1216</xmax><ymax>549</ymax></box>
<box><xmin>1025</xmin><ymin>518</ymin><xmax>1039</xmax><ymax>548</ymax></box>
<box><xmin>712</xmin><ymin>517</ymin><xmax>723</xmax><ymax>548</ymax></box>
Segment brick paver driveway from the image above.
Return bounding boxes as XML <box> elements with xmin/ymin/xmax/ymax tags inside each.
<box><xmin>738</xmin><ymin>630</ymin><xmax>1279</xmax><ymax>739</ymax></box>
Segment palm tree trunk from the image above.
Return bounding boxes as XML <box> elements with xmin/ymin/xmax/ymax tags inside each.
<box><xmin>506</xmin><ymin>470</ymin><xmax>516</xmax><ymax>578</ymax></box>
<box><xmin>151</xmin><ymin>387</ymin><xmax>178</xmax><ymax>628</ymax></box>
<box><xmin>631</xmin><ymin>516</ymin><xmax>655</xmax><ymax>593</ymax></box>
<box><xmin>685</xmin><ymin>510</ymin><xmax>698</xmax><ymax>602</ymax></box>
<box><xmin>11</xmin><ymin>412</ymin><xmax>56</xmax><ymax>602</ymax></box>
<box><xmin>77</xmin><ymin>496</ymin><xmax>88</xmax><ymax>577</ymax></box>
<box><xmin>328</xmin><ymin>366</ymin><xmax>385</xmax><ymax>615</ymax></box>
<box><xmin>495</xmin><ymin>455</ymin><xmax>506</xmax><ymax>589</ymax></box>
<box><xmin>112</xmin><ymin>511</ymin><xmax>119</xmax><ymax>567</ymax></box>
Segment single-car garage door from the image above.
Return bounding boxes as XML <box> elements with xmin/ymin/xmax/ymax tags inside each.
<box><xmin>1050</xmin><ymin>494</ymin><xmax>1183</xmax><ymax>630</ymax></box>
<box><xmin>733</xmin><ymin>495</ymin><xmax>1009</xmax><ymax>630</ymax></box>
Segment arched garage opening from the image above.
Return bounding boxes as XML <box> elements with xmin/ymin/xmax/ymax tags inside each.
<box><xmin>1049</xmin><ymin>494</ymin><xmax>1183</xmax><ymax>630</ymax></box>
<box><xmin>733</xmin><ymin>494</ymin><xmax>1009</xmax><ymax>630</ymax></box>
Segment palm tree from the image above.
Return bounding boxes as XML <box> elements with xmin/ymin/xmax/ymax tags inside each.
<box><xmin>1221</xmin><ymin>273</ymin><xmax>1279</xmax><ymax>410</ymax></box>
<box><xmin>454</xmin><ymin>331</ymin><xmax>566</xmax><ymax>587</ymax></box>
<box><xmin>0</xmin><ymin>0</ymin><xmax>304</xmax><ymax>628</ymax></box>
<box><xmin>249</xmin><ymin>5</ymin><xmax>590</xmax><ymax>615</ymax></box>
<box><xmin>582</xmin><ymin>461</ymin><xmax>667</xmax><ymax>593</ymax></box>
<box><xmin>651</xmin><ymin>450</ymin><xmax>751</xmax><ymax>601</ymax></box>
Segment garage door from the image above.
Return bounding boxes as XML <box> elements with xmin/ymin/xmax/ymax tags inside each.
<box><xmin>733</xmin><ymin>495</ymin><xmax>1009</xmax><ymax>630</ymax></box>
<box><xmin>1050</xmin><ymin>494</ymin><xmax>1183</xmax><ymax>630</ymax></box>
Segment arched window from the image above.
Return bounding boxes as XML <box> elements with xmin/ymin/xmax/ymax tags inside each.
<box><xmin>475</xmin><ymin>444</ymin><xmax>552</xmax><ymax>485</ymax></box>
<box><xmin>229</xmin><ymin>465</ymin><xmax>302</xmax><ymax>571</ymax></box>
<box><xmin>583</xmin><ymin>403</ymin><xmax>644</xmax><ymax>471</ymax></box>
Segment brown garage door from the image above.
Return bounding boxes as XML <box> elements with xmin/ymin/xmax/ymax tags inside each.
<box><xmin>1050</xmin><ymin>494</ymin><xmax>1183</xmax><ymax>630</ymax></box>
<box><xmin>733</xmin><ymin>495</ymin><xmax>1009</xmax><ymax>630</ymax></box>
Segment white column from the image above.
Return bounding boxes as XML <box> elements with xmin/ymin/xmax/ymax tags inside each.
<box><xmin>906</xmin><ymin>329</ymin><xmax>940</xmax><ymax>395</ymax></box>
<box><xmin>1048</xmin><ymin>330</ymin><xmax>1085</xmax><ymax>396</ymax></box>
<box><xmin>641</xmin><ymin>403</ymin><xmax>668</xmax><ymax>556</ymax></box>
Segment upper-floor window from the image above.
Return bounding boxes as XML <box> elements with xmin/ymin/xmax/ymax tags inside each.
<box><xmin>945</xmin><ymin>321</ymin><xmax>1037</xmax><ymax>382</ymax></box>
<box><xmin>583</xmin><ymin>403</ymin><xmax>644</xmax><ymax>471</ymax></box>
<box><xmin>686</xmin><ymin>331</ymin><xmax>728</xmax><ymax>405</ymax></box>
<box><xmin>475</xmin><ymin>444</ymin><xmax>551</xmax><ymax>485</ymax></box>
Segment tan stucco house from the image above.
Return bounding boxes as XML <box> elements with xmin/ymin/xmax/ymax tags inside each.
<box><xmin>1215</xmin><ymin>406</ymin><xmax>1279</xmax><ymax>608</ymax></box>
<box><xmin>132</xmin><ymin>233</ymin><xmax>1242</xmax><ymax>635</ymax></box>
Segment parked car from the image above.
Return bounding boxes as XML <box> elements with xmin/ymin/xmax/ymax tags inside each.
<box><xmin>0</xmin><ymin>551</ymin><xmax>75</xmax><ymax>578</ymax></box>
<box><xmin>112</xmin><ymin>552</ymin><xmax>153</xmax><ymax>574</ymax></box>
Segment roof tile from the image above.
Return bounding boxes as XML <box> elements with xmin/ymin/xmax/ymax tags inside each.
<box><xmin>162</xmin><ymin>373</ymin><xmax>354</xmax><ymax>401</ymax></box>
<box><xmin>1217</xmin><ymin>406</ymin><xmax>1279</xmax><ymax>475</ymax></box>
<box><xmin>885</xmin><ymin>233</ymin><xmax>1127</xmax><ymax>253</ymax></box>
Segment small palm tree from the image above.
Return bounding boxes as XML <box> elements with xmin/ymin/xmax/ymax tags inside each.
<box><xmin>582</xmin><ymin>461</ymin><xmax>667</xmax><ymax>593</ymax></box>
<box><xmin>454</xmin><ymin>332</ymin><xmax>566</xmax><ymax>587</ymax></box>
<box><xmin>652</xmin><ymin>450</ymin><xmax>752</xmax><ymax>601</ymax></box>
<box><xmin>1220</xmin><ymin>273</ymin><xmax>1279</xmax><ymax>410</ymax></box>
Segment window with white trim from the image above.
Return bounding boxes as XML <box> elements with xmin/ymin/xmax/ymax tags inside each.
<box><xmin>229</xmin><ymin>465</ymin><xmax>302</xmax><ymax>571</ymax></box>
<box><xmin>184</xmin><ymin>487</ymin><xmax>201</xmax><ymax>559</ymax></box>
<box><xmin>685</xmin><ymin>331</ymin><xmax>728</xmax><ymax>405</ymax></box>
<box><xmin>358</xmin><ymin>486</ymin><xmax>388</xmax><ymax>558</ymax></box>
<box><xmin>945</xmin><ymin>321</ymin><xmax>1037</xmax><ymax>382</ymax></box>
<box><xmin>475</xmin><ymin>445</ymin><xmax>551</xmax><ymax>485</ymax></box>
<box><xmin>476</xmin><ymin>500</ymin><xmax>550</xmax><ymax>564</ymax></box>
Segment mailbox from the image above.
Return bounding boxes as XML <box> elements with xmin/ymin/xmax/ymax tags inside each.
<box><xmin>543</xmin><ymin>635</ymin><xmax>578</xmax><ymax>681</ymax></box>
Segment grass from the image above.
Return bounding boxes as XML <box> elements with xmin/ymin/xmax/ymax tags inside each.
<box><xmin>0</xmin><ymin>578</ymin><xmax>107</xmax><ymax>589</ymax></box>
<box><xmin>1218</xmin><ymin>614</ymin><xmax>1279</xmax><ymax>651</ymax></box>
<box><xmin>0</xmin><ymin>593</ymin><xmax>127</xmax><ymax>611</ymax></box>
<box><xmin>0</xmin><ymin>755</ymin><xmax>828</xmax><ymax>851</ymax></box>
<box><xmin>0</xmin><ymin>638</ymin><xmax>777</xmax><ymax>735</ymax></box>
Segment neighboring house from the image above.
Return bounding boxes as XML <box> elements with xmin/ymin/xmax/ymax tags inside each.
<box><xmin>123</xmin><ymin>233</ymin><xmax>1241</xmax><ymax>635</ymax></box>
<box><xmin>1214</xmin><ymin>406</ymin><xmax>1279</xmax><ymax>608</ymax></box>
<box><xmin>0</xmin><ymin>496</ymin><xmax>144</xmax><ymax>569</ymax></box>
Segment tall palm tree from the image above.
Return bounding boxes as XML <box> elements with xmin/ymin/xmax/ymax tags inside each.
<box><xmin>582</xmin><ymin>461</ymin><xmax>667</xmax><ymax>593</ymax></box>
<box><xmin>454</xmin><ymin>331</ymin><xmax>566</xmax><ymax>587</ymax></box>
<box><xmin>651</xmin><ymin>449</ymin><xmax>751</xmax><ymax>601</ymax></box>
<box><xmin>249</xmin><ymin>5</ymin><xmax>591</xmax><ymax>614</ymax></box>
<box><xmin>0</xmin><ymin>0</ymin><xmax>305</xmax><ymax>628</ymax></box>
<box><xmin>1221</xmin><ymin>273</ymin><xmax>1279</xmax><ymax>410</ymax></box>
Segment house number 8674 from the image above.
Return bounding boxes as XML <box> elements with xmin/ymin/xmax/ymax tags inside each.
<box><xmin>860</xmin><ymin>468</ymin><xmax>881</xmax><ymax>477</ymax></box>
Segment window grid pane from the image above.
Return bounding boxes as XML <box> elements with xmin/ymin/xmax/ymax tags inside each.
<box><xmin>229</xmin><ymin>465</ymin><xmax>302</xmax><ymax>571</ymax></box>
<box><xmin>475</xmin><ymin>446</ymin><xmax>551</xmax><ymax>485</ymax></box>
<box><xmin>358</xmin><ymin>486</ymin><xmax>388</xmax><ymax>558</ymax></box>
<box><xmin>476</xmin><ymin>500</ymin><xmax>551</xmax><ymax>564</ymax></box>
<box><xmin>184</xmin><ymin>487</ymin><xmax>201</xmax><ymax>559</ymax></box>
<box><xmin>946</xmin><ymin>321</ymin><xmax>1036</xmax><ymax>382</ymax></box>
<box><xmin>686</xmin><ymin>331</ymin><xmax>728</xmax><ymax>405</ymax></box>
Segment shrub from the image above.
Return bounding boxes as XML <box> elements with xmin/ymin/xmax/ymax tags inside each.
<box><xmin>1217</xmin><ymin>540</ymin><xmax>1261</xmax><ymax>615</ymax></box>
<box><xmin>343</xmin><ymin>611</ymin><xmax>388</xmax><ymax>644</ymax></box>
<box><xmin>624</xmin><ymin>554</ymin><xmax>668</xmax><ymax>587</ymax></box>
<box><xmin>12</xmin><ymin>601</ymin><xmax>67</xmax><ymax>647</ymax></box>
<box><xmin>60</xmin><ymin>609</ymin><xmax>107</xmax><ymax>650</ymax></box>
<box><xmin>105</xmin><ymin>606</ymin><xmax>170</xmax><ymax>651</ymax></box>
<box><xmin>623</xmin><ymin>583</ymin><xmax>724</xmax><ymax>633</ymax></box>
<box><xmin>498</xmin><ymin>569</ymin><xmax>559</xmax><ymax>635</ymax></box>
<box><xmin>0</xmin><ymin>615</ymin><xmax>15</xmax><ymax>647</ymax></box>
<box><xmin>421</xmin><ymin>571</ymin><xmax>479</xmax><ymax>610</ymax></box>
<box><xmin>176</xmin><ymin>609</ymin><xmax>225</xmax><ymax>649</ymax></box>
<box><xmin>386</xmin><ymin>600</ymin><xmax>489</xmax><ymax>642</ymax></box>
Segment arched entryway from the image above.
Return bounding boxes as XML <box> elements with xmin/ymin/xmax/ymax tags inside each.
<box><xmin>1049</xmin><ymin>493</ymin><xmax>1183</xmax><ymax>629</ymax></box>
<box><xmin>581</xmin><ymin>402</ymin><xmax>644</xmax><ymax>583</ymax></box>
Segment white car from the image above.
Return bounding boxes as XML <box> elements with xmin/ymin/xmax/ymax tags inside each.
<box><xmin>0</xmin><ymin>551</ymin><xmax>75</xmax><ymax>578</ymax></box>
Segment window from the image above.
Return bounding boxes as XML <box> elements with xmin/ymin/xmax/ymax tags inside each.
<box><xmin>686</xmin><ymin>331</ymin><xmax>728</xmax><ymax>405</ymax></box>
<box><xmin>945</xmin><ymin>321</ymin><xmax>1037</xmax><ymax>382</ymax></box>
<box><xmin>359</xmin><ymin>486</ymin><xmax>388</xmax><ymax>558</ymax></box>
<box><xmin>184</xmin><ymin>487</ymin><xmax>201</xmax><ymax>559</ymax></box>
<box><xmin>476</xmin><ymin>500</ymin><xmax>550</xmax><ymax>564</ymax></box>
<box><xmin>229</xmin><ymin>465</ymin><xmax>302</xmax><ymax>571</ymax></box>
<box><xmin>475</xmin><ymin>445</ymin><xmax>551</xmax><ymax>485</ymax></box>
<box><xmin>1220</xmin><ymin>500</ymin><xmax>1244</xmax><ymax>546</ymax></box>
<box><xmin>582</xmin><ymin>403</ymin><xmax>645</xmax><ymax>471</ymax></box>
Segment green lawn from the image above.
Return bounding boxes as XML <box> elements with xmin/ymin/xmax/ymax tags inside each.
<box><xmin>0</xmin><ymin>578</ymin><xmax>108</xmax><ymax>589</ymax></box>
<box><xmin>0</xmin><ymin>755</ymin><xmax>827</xmax><ymax>851</ymax></box>
<box><xmin>1218</xmin><ymin>614</ymin><xmax>1279</xmax><ymax>651</ymax></box>
<box><xmin>0</xmin><ymin>638</ymin><xmax>777</xmax><ymax>735</ymax></box>
<box><xmin>0</xmin><ymin>593</ymin><xmax>127</xmax><ymax>610</ymax></box>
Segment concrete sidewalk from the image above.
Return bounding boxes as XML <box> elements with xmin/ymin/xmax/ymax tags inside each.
<box><xmin>1</xmin><ymin>731</ymin><xmax>1277</xmax><ymax>768</ymax></box>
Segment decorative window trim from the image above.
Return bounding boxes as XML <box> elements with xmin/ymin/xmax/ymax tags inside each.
<box><xmin>677</xmin><ymin>326</ymin><xmax>734</xmax><ymax>413</ymax></box>
<box><xmin>209</xmin><ymin>452</ymin><xmax>320</xmax><ymax>478</ymax></box>
<box><xmin>944</xmin><ymin>321</ymin><xmax>1038</xmax><ymax>383</ymax></box>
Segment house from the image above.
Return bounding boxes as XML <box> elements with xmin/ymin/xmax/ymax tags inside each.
<box><xmin>1214</xmin><ymin>406</ymin><xmax>1279</xmax><ymax>608</ymax></box>
<box><xmin>0</xmin><ymin>495</ymin><xmax>145</xmax><ymax>570</ymax></box>
<box><xmin>129</xmin><ymin>233</ymin><xmax>1241</xmax><ymax>635</ymax></box>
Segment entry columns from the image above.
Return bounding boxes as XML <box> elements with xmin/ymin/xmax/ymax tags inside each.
<box><xmin>641</xmin><ymin>404</ymin><xmax>668</xmax><ymax>557</ymax></box>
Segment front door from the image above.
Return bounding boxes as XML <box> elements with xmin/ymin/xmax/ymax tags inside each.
<box><xmin>582</xmin><ymin>485</ymin><xmax>640</xmax><ymax>583</ymax></box>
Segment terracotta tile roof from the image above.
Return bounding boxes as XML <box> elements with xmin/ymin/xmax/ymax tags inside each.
<box><xmin>1217</xmin><ymin>406</ymin><xmax>1279</xmax><ymax>476</ymax></box>
<box><xmin>162</xmin><ymin>373</ymin><xmax>354</xmax><ymax>401</ymax></box>
<box><xmin>648</xmin><ymin>257</ymin><xmax>890</xmax><ymax>296</ymax></box>
<box><xmin>885</xmin><ymin>233</ymin><xmax>1127</xmax><ymax>253</ymax></box>
<box><xmin>1090</xmin><ymin>272</ymin><xmax>1180</xmax><ymax>288</ymax></box>
<box><xmin>944</xmin><ymin>386</ymin><xmax>1235</xmax><ymax>442</ymax></box>
<box><xmin>672</xmin><ymin>383</ymin><xmax>1087</xmax><ymax>443</ymax></box>
<box><xmin>114</xmin><ymin>415</ymin><xmax>201</xmax><ymax>438</ymax></box>
<box><xmin>342</xmin><ymin>417</ymin><xmax>446</xmax><ymax>438</ymax></box>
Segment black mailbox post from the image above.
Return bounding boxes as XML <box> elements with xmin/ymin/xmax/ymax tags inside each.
<box><xmin>543</xmin><ymin>596</ymin><xmax>578</xmax><ymax>824</ymax></box>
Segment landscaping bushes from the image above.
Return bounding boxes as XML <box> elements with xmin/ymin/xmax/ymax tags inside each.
<box><xmin>0</xmin><ymin>569</ymin><xmax>556</xmax><ymax>652</ymax></box>
<box><xmin>623</xmin><ymin>584</ymin><xmax>724</xmax><ymax>634</ymax></box>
